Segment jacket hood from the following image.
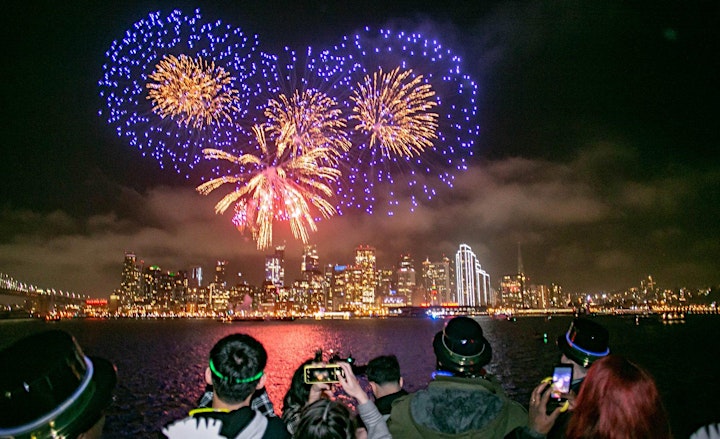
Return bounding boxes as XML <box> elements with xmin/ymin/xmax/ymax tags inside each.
<box><xmin>388</xmin><ymin>375</ymin><xmax>528</xmax><ymax>439</ymax></box>
<box><xmin>411</xmin><ymin>382</ymin><xmax>504</xmax><ymax>434</ymax></box>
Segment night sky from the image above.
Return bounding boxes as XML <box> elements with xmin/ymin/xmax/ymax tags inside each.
<box><xmin>2</xmin><ymin>0</ymin><xmax>719</xmax><ymax>297</ymax></box>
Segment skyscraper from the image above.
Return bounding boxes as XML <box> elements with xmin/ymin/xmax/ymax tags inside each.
<box><xmin>397</xmin><ymin>254</ymin><xmax>416</xmax><ymax>305</ymax></box>
<box><xmin>120</xmin><ymin>251</ymin><xmax>140</xmax><ymax>304</ymax></box>
<box><xmin>265</xmin><ymin>245</ymin><xmax>285</xmax><ymax>287</ymax></box>
<box><xmin>354</xmin><ymin>245</ymin><xmax>377</xmax><ymax>306</ymax></box>
<box><xmin>301</xmin><ymin>244</ymin><xmax>320</xmax><ymax>275</ymax></box>
<box><xmin>189</xmin><ymin>266</ymin><xmax>203</xmax><ymax>288</ymax></box>
<box><xmin>500</xmin><ymin>244</ymin><xmax>526</xmax><ymax>307</ymax></box>
<box><xmin>214</xmin><ymin>260</ymin><xmax>227</xmax><ymax>289</ymax></box>
<box><xmin>297</xmin><ymin>244</ymin><xmax>324</xmax><ymax>311</ymax></box>
<box><xmin>500</xmin><ymin>274</ymin><xmax>525</xmax><ymax>308</ymax></box>
<box><xmin>422</xmin><ymin>256</ymin><xmax>452</xmax><ymax>305</ymax></box>
<box><xmin>455</xmin><ymin>244</ymin><xmax>491</xmax><ymax>307</ymax></box>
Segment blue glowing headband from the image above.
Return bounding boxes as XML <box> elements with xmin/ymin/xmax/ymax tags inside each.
<box><xmin>566</xmin><ymin>332</ymin><xmax>610</xmax><ymax>357</ymax></box>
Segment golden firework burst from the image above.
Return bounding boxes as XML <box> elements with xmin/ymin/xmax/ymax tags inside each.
<box><xmin>146</xmin><ymin>54</ymin><xmax>239</xmax><ymax>129</ymax></box>
<box><xmin>265</xmin><ymin>89</ymin><xmax>350</xmax><ymax>157</ymax></box>
<box><xmin>350</xmin><ymin>67</ymin><xmax>439</xmax><ymax>157</ymax></box>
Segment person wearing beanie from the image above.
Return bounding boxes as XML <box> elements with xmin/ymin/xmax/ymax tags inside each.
<box><xmin>387</xmin><ymin>316</ymin><xmax>528</xmax><ymax>438</ymax></box>
<box><xmin>523</xmin><ymin>318</ymin><xmax>611</xmax><ymax>439</ymax></box>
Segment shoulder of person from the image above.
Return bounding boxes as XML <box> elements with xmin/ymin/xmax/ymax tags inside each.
<box><xmin>431</xmin><ymin>374</ymin><xmax>507</xmax><ymax>395</ymax></box>
<box><xmin>162</xmin><ymin>416</ymin><xmax>223</xmax><ymax>438</ymax></box>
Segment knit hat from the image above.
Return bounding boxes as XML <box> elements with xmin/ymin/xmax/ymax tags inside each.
<box><xmin>0</xmin><ymin>330</ymin><xmax>117</xmax><ymax>438</ymax></box>
<box><xmin>433</xmin><ymin>316</ymin><xmax>492</xmax><ymax>376</ymax></box>
<box><xmin>557</xmin><ymin>318</ymin><xmax>610</xmax><ymax>368</ymax></box>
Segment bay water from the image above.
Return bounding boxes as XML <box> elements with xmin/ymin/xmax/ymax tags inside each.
<box><xmin>1</xmin><ymin>315</ymin><xmax>717</xmax><ymax>438</ymax></box>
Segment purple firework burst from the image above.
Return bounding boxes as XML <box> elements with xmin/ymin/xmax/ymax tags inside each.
<box><xmin>98</xmin><ymin>9</ymin><xmax>261</xmax><ymax>177</ymax></box>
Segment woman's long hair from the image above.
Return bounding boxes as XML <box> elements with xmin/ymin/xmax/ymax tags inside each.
<box><xmin>282</xmin><ymin>358</ymin><xmax>315</xmax><ymax>435</ymax></box>
<box><xmin>566</xmin><ymin>355</ymin><xmax>672</xmax><ymax>439</ymax></box>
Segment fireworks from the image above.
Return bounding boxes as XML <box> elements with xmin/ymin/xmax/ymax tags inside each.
<box><xmin>265</xmin><ymin>89</ymin><xmax>350</xmax><ymax>157</ymax></box>
<box><xmin>316</xmin><ymin>27</ymin><xmax>479</xmax><ymax>214</ymax></box>
<box><xmin>146</xmin><ymin>54</ymin><xmax>240</xmax><ymax>130</ymax></box>
<box><xmin>99</xmin><ymin>9</ymin><xmax>261</xmax><ymax>175</ymax></box>
<box><xmin>196</xmin><ymin>125</ymin><xmax>341</xmax><ymax>250</ymax></box>
<box><xmin>100</xmin><ymin>9</ymin><xmax>481</xmax><ymax>245</ymax></box>
<box><xmin>350</xmin><ymin>67</ymin><xmax>438</xmax><ymax>158</ymax></box>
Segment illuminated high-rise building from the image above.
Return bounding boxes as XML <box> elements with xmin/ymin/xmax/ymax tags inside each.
<box><xmin>376</xmin><ymin>268</ymin><xmax>400</xmax><ymax>307</ymax></box>
<box><xmin>500</xmin><ymin>274</ymin><xmax>525</xmax><ymax>307</ymax></box>
<box><xmin>265</xmin><ymin>245</ymin><xmax>285</xmax><ymax>287</ymax></box>
<box><xmin>549</xmin><ymin>283</ymin><xmax>565</xmax><ymax>308</ymax></box>
<box><xmin>455</xmin><ymin>244</ymin><xmax>491</xmax><ymax>307</ymax></box>
<box><xmin>142</xmin><ymin>265</ymin><xmax>163</xmax><ymax>303</ymax></box>
<box><xmin>641</xmin><ymin>275</ymin><xmax>657</xmax><ymax>301</ymax></box>
<box><xmin>397</xmin><ymin>254</ymin><xmax>416</xmax><ymax>305</ymax></box>
<box><xmin>120</xmin><ymin>251</ymin><xmax>140</xmax><ymax>304</ymax></box>
<box><xmin>214</xmin><ymin>260</ymin><xmax>228</xmax><ymax>289</ymax></box>
<box><xmin>214</xmin><ymin>261</ymin><xmax>227</xmax><ymax>287</ymax></box>
<box><xmin>354</xmin><ymin>245</ymin><xmax>377</xmax><ymax>306</ymax></box>
<box><xmin>301</xmin><ymin>244</ymin><xmax>320</xmax><ymax>275</ymax></box>
<box><xmin>422</xmin><ymin>256</ymin><xmax>452</xmax><ymax>305</ymax></box>
<box><xmin>189</xmin><ymin>266</ymin><xmax>203</xmax><ymax>288</ymax></box>
<box><xmin>298</xmin><ymin>244</ymin><xmax>324</xmax><ymax>310</ymax></box>
<box><xmin>327</xmin><ymin>264</ymin><xmax>347</xmax><ymax>311</ymax></box>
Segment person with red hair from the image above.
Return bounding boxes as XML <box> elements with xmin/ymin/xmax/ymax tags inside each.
<box><xmin>565</xmin><ymin>355</ymin><xmax>672</xmax><ymax>439</ymax></box>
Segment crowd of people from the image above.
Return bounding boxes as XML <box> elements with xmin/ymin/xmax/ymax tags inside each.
<box><xmin>1</xmin><ymin>316</ymin><xmax>717</xmax><ymax>439</ymax></box>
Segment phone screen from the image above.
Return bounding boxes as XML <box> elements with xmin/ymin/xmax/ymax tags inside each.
<box><xmin>304</xmin><ymin>364</ymin><xmax>343</xmax><ymax>384</ymax></box>
<box><xmin>550</xmin><ymin>365</ymin><xmax>573</xmax><ymax>399</ymax></box>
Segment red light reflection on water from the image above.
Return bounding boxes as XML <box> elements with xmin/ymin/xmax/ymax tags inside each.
<box><xmin>209</xmin><ymin>318</ymin><xmax>445</xmax><ymax>410</ymax></box>
<box><xmin>259</xmin><ymin>325</ymin><xmax>326</xmax><ymax>406</ymax></box>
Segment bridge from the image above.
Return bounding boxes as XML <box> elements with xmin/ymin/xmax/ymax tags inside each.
<box><xmin>0</xmin><ymin>273</ymin><xmax>89</xmax><ymax>311</ymax></box>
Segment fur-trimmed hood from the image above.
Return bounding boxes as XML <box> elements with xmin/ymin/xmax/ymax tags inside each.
<box><xmin>388</xmin><ymin>375</ymin><xmax>528</xmax><ymax>438</ymax></box>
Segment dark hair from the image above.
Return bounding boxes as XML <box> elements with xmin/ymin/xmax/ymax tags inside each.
<box><xmin>295</xmin><ymin>399</ymin><xmax>355</xmax><ymax>439</ymax></box>
<box><xmin>281</xmin><ymin>358</ymin><xmax>315</xmax><ymax>434</ymax></box>
<box><xmin>365</xmin><ymin>355</ymin><xmax>401</xmax><ymax>385</ymax></box>
<box><xmin>566</xmin><ymin>355</ymin><xmax>671</xmax><ymax>439</ymax></box>
<box><xmin>208</xmin><ymin>333</ymin><xmax>267</xmax><ymax>405</ymax></box>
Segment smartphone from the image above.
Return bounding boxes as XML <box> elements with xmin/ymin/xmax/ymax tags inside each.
<box><xmin>303</xmin><ymin>364</ymin><xmax>344</xmax><ymax>384</ymax></box>
<box><xmin>550</xmin><ymin>365</ymin><xmax>573</xmax><ymax>400</ymax></box>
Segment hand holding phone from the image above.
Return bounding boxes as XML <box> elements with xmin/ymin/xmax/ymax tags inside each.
<box><xmin>550</xmin><ymin>364</ymin><xmax>573</xmax><ymax>400</ymax></box>
<box><xmin>304</xmin><ymin>364</ymin><xmax>344</xmax><ymax>384</ymax></box>
<box><xmin>546</xmin><ymin>364</ymin><xmax>573</xmax><ymax>414</ymax></box>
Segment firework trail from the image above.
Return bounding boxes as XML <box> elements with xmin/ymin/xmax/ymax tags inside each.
<box><xmin>196</xmin><ymin>124</ymin><xmax>341</xmax><ymax>250</ymax></box>
<box><xmin>98</xmin><ymin>9</ymin><xmax>261</xmax><ymax>175</ymax></box>
<box><xmin>316</xmin><ymin>27</ymin><xmax>479</xmax><ymax>215</ymax></box>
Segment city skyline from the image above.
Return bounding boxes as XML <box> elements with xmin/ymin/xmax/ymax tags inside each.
<box><xmin>1</xmin><ymin>241</ymin><xmax>699</xmax><ymax>302</ymax></box>
<box><xmin>1</xmin><ymin>1</ymin><xmax>718</xmax><ymax>297</ymax></box>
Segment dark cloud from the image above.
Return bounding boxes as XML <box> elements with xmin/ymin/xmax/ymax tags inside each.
<box><xmin>3</xmin><ymin>138</ymin><xmax>717</xmax><ymax>296</ymax></box>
